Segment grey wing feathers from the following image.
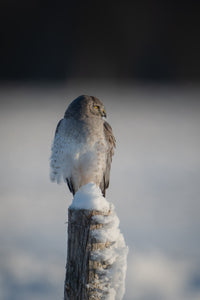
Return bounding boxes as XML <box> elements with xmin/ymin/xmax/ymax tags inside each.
<box><xmin>100</xmin><ymin>121</ymin><xmax>116</xmax><ymax>196</ymax></box>
<box><xmin>50</xmin><ymin>118</ymin><xmax>66</xmax><ymax>183</ymax></box>
<box><xmin>51</xmin><ymin>118</ymin><xmax>75</xmax><ymax>193</ymax></box>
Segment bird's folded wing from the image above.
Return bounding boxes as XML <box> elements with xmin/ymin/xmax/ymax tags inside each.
<box><xmin>50</xmin><ymin>118</ymin><xmax>67</xmax><ymax>183</ymax></box>
<box><xmin>100</xmin><ymin>121</ymin><xmax>116</xmax><ymax>196</ymax></box>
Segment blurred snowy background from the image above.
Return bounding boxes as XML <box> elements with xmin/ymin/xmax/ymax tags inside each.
<box><xmin>0</xmin><ymin>81</ymin><xmax>200</xmax><ymax>300</ymax></box>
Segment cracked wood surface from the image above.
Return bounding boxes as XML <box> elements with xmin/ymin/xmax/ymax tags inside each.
<box><xmin>64</xmin><ymin>208</ymin><xmax>111</xmax><ymax>300</ymax></box>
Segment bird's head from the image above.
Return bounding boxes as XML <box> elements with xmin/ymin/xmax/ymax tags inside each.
<box><xmin>90</xmin><ymin>96</ymin><xmax>107</xmax><ymax>118</ymax></box>
<box><xmin>64</xmin><ymin>95</ymin><xmax>107</xmax><ymax>119</ymax></box>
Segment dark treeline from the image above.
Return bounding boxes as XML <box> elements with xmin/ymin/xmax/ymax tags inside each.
<box><xmin>0</xmin><ymin>0</ymin><xmax>200</xmax><ymax>82</ymax></box>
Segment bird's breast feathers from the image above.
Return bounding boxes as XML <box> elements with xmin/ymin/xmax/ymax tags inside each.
<box><xmin>50</xmin><ymin>118</ymin><xmax>108</xmax><ymax>185</ymax></box>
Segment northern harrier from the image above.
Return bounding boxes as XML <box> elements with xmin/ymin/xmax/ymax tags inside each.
<box><xmin>50</xmin><ymin>95</ymin><xmax>116</xmax><ymax>197</ymax></box>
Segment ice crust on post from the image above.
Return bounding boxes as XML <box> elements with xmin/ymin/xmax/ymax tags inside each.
<box><xmin>70</xmin><ymin>183</ymin><xmax>128</xmax><ymax>300</ymax></box>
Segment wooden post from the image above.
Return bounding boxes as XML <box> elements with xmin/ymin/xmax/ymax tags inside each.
<box><xmin>64</xmin><ymin>207</ymin><xmax>112</xmax><ymax>300</ymax></box>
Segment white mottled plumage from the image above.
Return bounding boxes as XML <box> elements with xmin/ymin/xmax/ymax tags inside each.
<box><xmin>50</xmin><ymin>95</ymin><xmax>116</xmax><ymax>197</ymax></box>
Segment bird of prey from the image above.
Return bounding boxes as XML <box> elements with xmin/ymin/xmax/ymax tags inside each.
<box><xmin>50</xmin><ymin>95</ymin><xmax>116</xmax><ymax>197</ymax></box>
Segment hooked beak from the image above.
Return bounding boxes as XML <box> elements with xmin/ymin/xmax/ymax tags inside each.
<box><xmin>102</xmin><ymin>109</ymin><xmax>107</xmax><ymax>118</ymax></box>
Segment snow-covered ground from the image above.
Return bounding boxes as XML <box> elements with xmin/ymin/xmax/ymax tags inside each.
<box><xmin>0</xmin><ymin>81</ymin><xmax>200</xmax><ymax>300</ymax></box>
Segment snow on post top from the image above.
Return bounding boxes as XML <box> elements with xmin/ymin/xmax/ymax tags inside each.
<box><xmin>70</xmin><ymin>182</ymin><xmax>110</xmax><ymax>211</ymax></box>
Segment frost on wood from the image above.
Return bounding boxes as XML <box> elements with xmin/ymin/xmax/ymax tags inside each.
<box><xmin>64</xmin><ymin>184</ymin><xmax>128</xmax><ymax>300</ymax></box>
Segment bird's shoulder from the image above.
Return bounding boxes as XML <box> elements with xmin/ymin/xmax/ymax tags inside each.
<box><xmin>55</xmin><ymin>117</ymin><xmax>83</xmax><ymax>136</ymax></box>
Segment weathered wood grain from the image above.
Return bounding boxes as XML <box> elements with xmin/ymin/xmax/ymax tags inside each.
<box><xmin>64</xmin><ymin>208</ymin><xmax>112</xmax><ymax>300</ymax></box>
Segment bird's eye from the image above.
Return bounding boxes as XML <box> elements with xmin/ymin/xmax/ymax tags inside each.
<box><xmin>94</xmin><ymin>105</ymin><xmax>98</xmax><ymax>109</ymax></box>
